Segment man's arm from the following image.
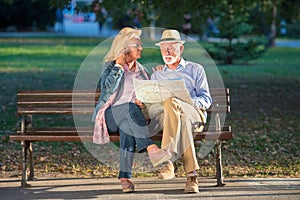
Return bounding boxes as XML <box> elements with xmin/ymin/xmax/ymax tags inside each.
<box><xmin>193</xmin><ymin>66</ymin><xmax>212</xmax><ymax>110</ymax></box>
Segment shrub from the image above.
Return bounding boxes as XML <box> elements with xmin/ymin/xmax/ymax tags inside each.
<box><xmin>205</xmin><ymin>36</ymin><xmax>267</xmax><ymax>65</ymax></box>
<box><xmin>286</xmin><ymin>20</ymin><xmax>300</xmax><ymax>38</ymax></box>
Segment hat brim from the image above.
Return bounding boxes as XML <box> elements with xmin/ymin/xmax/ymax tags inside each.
<box><xmin>155</xmin><ymin>40</ymin><xmax>185</xmax><ymax>46</ymax></box>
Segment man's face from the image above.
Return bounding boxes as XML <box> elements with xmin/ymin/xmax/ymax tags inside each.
<box><xmin>159</xmin><ymin>42</ymin><xmax>182</xmax><ymax>65</ymax></box>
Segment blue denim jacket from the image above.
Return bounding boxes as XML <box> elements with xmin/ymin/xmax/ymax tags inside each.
<box><xmin>92</xmin><ymin>61</ymin><xmax>125</xmax><ymax>121</ymax></box>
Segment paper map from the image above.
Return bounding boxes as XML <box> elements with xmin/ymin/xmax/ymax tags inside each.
<box><xmin>133</xmin><ymin>78</ymin><xmax>193</xmax><ymax>105</ymax></box>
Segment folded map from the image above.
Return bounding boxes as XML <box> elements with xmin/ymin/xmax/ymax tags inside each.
<box><xmin>133</xmin><ymin>78</ymin><xmax>193</xmax><ymax>105</ymax></box>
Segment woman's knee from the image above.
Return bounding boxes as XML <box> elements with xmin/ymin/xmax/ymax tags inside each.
<box><xmin>128</xmin><ymin>103</ymin><xmax>147</xmax><ymax>126</ymax></box>
<box><xmin>120</xmin><ymin>132</ymin><xmax>136</xmax><ymax>151</ymax></box>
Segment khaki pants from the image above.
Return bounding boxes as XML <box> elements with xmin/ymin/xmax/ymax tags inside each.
<box><xmin>148</xmin><ymin>97</ymin><xmax>206</xmax><ymax>173</ymax></box>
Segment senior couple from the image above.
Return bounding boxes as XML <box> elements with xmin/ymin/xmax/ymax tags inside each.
<box><xmin>92</xmin><ymin>27</ymin><xmax>212</xmax><ymax>193</ymax></box>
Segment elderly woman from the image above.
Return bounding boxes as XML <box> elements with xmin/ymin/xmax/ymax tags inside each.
<box><xmin>92</xmin><ymin>27</ymin><xmax>171</xmax><ymax>193</ymax></box>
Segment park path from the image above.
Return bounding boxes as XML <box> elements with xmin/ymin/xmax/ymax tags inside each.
<box><xmin>1</xmin><ymin>177</ymin><xmax>300</xmax><ymax>200</ymax></box>
<box><xmin>0</xmin><ymin>23</ymin><xmax>300</xmax><ymax>48</ymax></box>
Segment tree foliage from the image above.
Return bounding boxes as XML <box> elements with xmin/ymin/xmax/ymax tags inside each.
<box><xmin>1</xmin><ymin>0</ymin><xmax>299</xmax><ymax>63</ymax></box>
<box><xmin>203</xmin><ymin>0</ymin><xmax>267</xmax><ymax>64</ymax></box>
<box><xmin>0</xmin><ymin>0</ymin><xmax>56</xmax><ymax>31</ymax></box>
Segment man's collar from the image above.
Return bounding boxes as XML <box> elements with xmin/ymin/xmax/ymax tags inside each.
<box><xmin>163</xmin><ymin>58</ymin><xmax>185</xmax><ymax>71</ymax></box>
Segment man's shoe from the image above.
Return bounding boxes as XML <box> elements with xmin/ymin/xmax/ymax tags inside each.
<box><xmin>158</xmin><ymin>161</ymin><xmax>175</xmax><ymax>180</ymax></box>
<box><xmin>184</xmin><ymin>176</ymin><xmax>199</xmax><ymax>193</ymax></box>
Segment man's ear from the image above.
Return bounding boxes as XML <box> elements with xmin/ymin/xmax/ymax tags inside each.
<box><xmin>180</xmin><ymin>45</ymin><xmax>184</xmax><ymax>54</ymax></box>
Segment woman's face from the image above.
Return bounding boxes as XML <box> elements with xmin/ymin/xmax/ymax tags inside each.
<box><xmin>124</xmin><ymin>38</ymin><xmax>143</xmax><ymax>63</ymax></box>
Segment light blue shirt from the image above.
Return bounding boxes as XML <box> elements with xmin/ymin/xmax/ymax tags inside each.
<box><xmin>151</xmin><ymin>58</ymin><xmax>212</xmax><ymax>110</ymax></box>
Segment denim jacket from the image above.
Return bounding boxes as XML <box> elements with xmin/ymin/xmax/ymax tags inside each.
<box><xmin>92</xmin><ymin>61</ymin><xmax>125</xmax><ymax>121</ymax></box>
<box><xmin>92</xmin><ymin>61</ymin><xmax>149</xmax><ymax>121</ymax></box>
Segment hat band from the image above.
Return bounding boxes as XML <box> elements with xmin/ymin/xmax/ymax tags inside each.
<box><xmin>160</xmin><ymin>38</ymin><xmax>181</xmax><ymax>42</ymax></box>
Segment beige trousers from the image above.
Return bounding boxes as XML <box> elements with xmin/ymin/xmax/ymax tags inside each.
<box><xmin>148</xmin><ymin>97</ymin><xmax>206</xmax><ymax>173</ymax></box>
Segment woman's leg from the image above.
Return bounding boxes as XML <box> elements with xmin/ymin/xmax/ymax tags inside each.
<box><xmin>109</xmin><ymin>103</ymin><xmax>171</xmax><ymax>168</ymax></box>
<box><xmin>105</xmin><ymin>106</ymin><xmax>135</xmax><ymax>179</ymax></box>
<box><xmin>127</xmin><ymin>103</ymin><xmax>154</xmax><ymax>152</ymax></box>
<box><xmin>111</xmin><ymin>103</ymin><xmax>154</xmax><ymax>152</ymax></box>
<box><xmin>124</xmin><ymin>103</ymin><xmax>171</xmax><ymax>166</ymax></box>
<box><xmin>119</xmin><ymin>129</ymin><xmax>136</xmax><ymax>179</ymax></box>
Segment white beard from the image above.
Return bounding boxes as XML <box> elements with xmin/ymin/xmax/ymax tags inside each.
<box><xmin>163</xmin><ymin>55</ymin><xmax>179</xmax><ymax>65</ymax></box>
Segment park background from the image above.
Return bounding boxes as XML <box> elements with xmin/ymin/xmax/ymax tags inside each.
<box><xmin>0</xmin><ymin>0</ymin><xmax>299</xmax><ymax>179</ymax></box>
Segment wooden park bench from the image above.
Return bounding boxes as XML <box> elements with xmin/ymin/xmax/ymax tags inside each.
<box><xmin>10</xmin><ymin>88</ymin><xmax>232</xmax><ymax>187</ymax></box>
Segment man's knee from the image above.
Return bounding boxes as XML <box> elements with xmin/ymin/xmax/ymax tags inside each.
<box><xmin>163</xmin><ymin>97</ymin><xmax>181</xmax><ymax>110</ymax></box>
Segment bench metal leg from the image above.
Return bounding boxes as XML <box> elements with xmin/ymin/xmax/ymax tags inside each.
<box><xmin>21</xmin><ymin>141</ymin><xmax>28</xmax><ymax>187</ymax></box>
<box><xmin>28</xmin><ymin>141</ymin><xmax>34</xmax><ymax>180</ymax></box>
<box><xmin>215</xmin><ymin>140</ymin><xmax>225</xmax><ymax>187</ymax></box>
<box><xmin>20</xmin><ymin>141</ymin><xmax>33</xmax><ymax>187</ymax></box>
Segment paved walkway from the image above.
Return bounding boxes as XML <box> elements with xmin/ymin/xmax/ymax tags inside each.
<box><xmin>1</xmin><ymin>25</ymin><xmax>300</xmax><ymax>48</ymax></box>
<box><xmin>275</xmin><ymin>39</ymin><xmax>300</xmax><ymax>48</ymax></box>
<box><xmin>1</xmin><ymin>177</ymin><xmax>300</xmax><ymax>200</ymax></box>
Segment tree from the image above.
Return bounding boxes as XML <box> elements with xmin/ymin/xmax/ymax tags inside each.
<box><xmin>197</xmin><ymin>0</ymin><xmax>267</xmax><ymax>64</ymax></box>
<box><xmin>0</xmin><ymin>0</ymin><xmax>56</xmax><ymax>31</ymax></box>
<box><xmin>250</xmin><ymin>0</ymin><xmax>300</xmax><ymax>46</ymax></box>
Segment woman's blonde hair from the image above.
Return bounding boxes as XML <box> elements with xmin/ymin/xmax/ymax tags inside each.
<box><xmin>104</xmin><ymin>27</ymin><xmax>142</xmax><ymax>62</ymax></box>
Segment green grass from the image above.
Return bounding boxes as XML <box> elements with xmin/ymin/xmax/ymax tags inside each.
<box><xmin>218</xmin><ymin>47</ymin><xmax>300</xmax><ymax>80</ymax></box>
<box><xmin>0</xmin><ymin>36</ymin><xmax>299</xmax><ymax>179</ymax></box>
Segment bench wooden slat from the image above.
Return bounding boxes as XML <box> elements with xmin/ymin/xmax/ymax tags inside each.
<box><xmin>18</xmin><ymin>97</ymin><xmax>229</xmax><ymax>105</ymax></box>
<box><xmin>18</xmin><ymin>96</ymin><xmax>98</xmax><ymax>102</ymax></box>
<box><xmin>10</xmin><ymin>132</ymin><xmax>233</xmax><ymax>142</ymax></box>
<box><xmin>17</xmin><ymin>88</ymin><xmax>229</xmax><ymax>95</ymax></box>
<box><xmin>17</xmin><ymin>105</ymin><xmax>229</xmax><ymax>114</ymax></box>
<box><xmin>18</xmin><ymin>91</ymin><xmax>228</xmax><ymax>97</ymax></box>
<box><xmin>11</xmin><ymin>130</ymin><xmax>232</xmax><ymax>142</ymax></box>
<box><xmin>18</xmin><ymin>101</ymin><xmax>97</xmax><ymax>105</ymax></box>
<box><xmin>10</xmin><ymin>132</ymin><xmax>232</xmax><ymax>142</ymax></box>
<box><xmin>17</xmin><ymin>89</ymin><xmax>230</xmax><ymax>115</ymax></box>
<box><xmin>12</xmin><ymin>125</ymin><xmax>232</xmax><ymax>142</ymax></box>
<box><xmin>18</xmin><ymin>90</ymin><xmax>99</xmax><ymax>95</ymax></box>
<box><xmin>17</xmin><ymin>126</ymin><xmax>231</xmax><ymax>133</ymax></box>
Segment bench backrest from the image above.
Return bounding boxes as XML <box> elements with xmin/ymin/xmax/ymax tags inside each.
<box><xmin>17</xmin><ymin>88</ymin><xmax>230</xmax><ymax>115</ymax></box>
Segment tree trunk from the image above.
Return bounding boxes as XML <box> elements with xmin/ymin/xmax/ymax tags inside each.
<box><xmin>269</xmin><ymin>0</ymin><xmax>277</xmax><ymax>47</ymax></box>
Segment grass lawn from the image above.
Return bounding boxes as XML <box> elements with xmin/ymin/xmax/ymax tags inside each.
<box><xmin>0</xmin><ymin>36</ymin><xmax>299</xmax><ymax>179</ymax></box>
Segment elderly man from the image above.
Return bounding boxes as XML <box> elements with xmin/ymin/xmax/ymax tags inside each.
<box><xmin>150</xmin><ymin>29</ymin><xmax>212</xmax><ymax>193</ymax></box>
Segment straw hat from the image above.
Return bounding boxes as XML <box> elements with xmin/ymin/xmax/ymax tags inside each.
<box><xmin>155</xmin><ymin>29</ymin><xmax>185</xmax><ymax>46</ymax></box>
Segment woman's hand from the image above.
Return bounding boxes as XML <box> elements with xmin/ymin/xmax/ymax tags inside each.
<box><xmin>116</xmin><ymin>53</ymin><xmax>126</xmax><ymax>68</ymax></box>
<box><xmin>135</xmin><ymin>99</ymin><xmax>145</xmax><ymax>108</ymax></box>
<box><xmin>152</xmin><ymin>65</ymin><xmax>164</xmax><ymax>72</ymax></box>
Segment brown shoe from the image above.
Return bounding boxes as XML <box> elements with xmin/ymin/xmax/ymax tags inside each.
<box><xmin>120</xmin><ymin>178</ymin><xmax>134</xmax><ymax>193</ymax></box>
<box><xmin>184</xmin><ymin>176</ymin><xmax>199</xmax><ymax>193</ymax></box>
<box><xmin>158</xmin><ymin>160</ymin><xmax>175</xmax><ymax>180</ymax></box>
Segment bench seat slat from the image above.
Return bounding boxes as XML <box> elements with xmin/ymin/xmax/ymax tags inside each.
<box><xmin>18</xmin><ymin>126</ymin><xmax>231</xmax><ymax>133</ymax></box>
<box><xmin>12</xmin><ymin>125</ymin><xmax>232</xmax><ymax>142</ymax></box>
<box><xmin>10</xmin><ymin>131</ymin><xmax>232</xmax><ymax>142</ymax></box>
